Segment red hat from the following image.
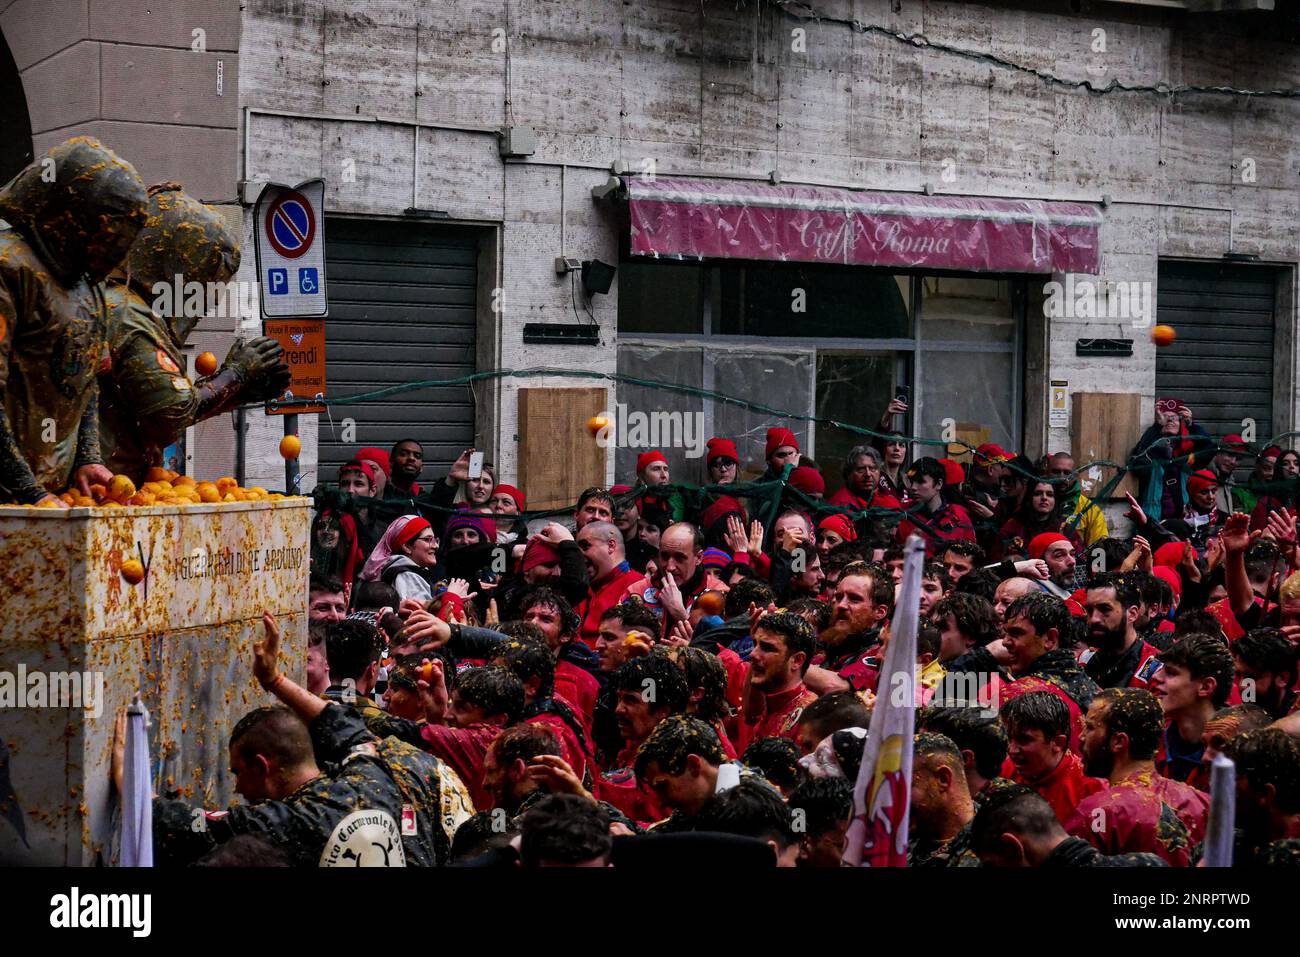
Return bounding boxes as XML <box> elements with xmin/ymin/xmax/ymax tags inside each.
<box><xmin>701</xmin><ymin>547</ymin><xmax>731</xmax><ymax>569</ymax></box>
<box><xmin>494</xmin><ymin>483</ymin><xmax>525</xmax><ymax>511</ymax></box>
<box><xmin>1027</xmin><ymin>532</ymin><xmax>1069</xmax><ymax>560</ymax></box>
<box><xmin>1221</xmin><ymin>435</ymin><xmax>1248</xmax><ymax>454</ymax></box>
<box><xmin>706</xmin><ymin>437</ymin><xmax>739</xmax><ymax>466</ymax></box>
<box><xmin>610</xmin><ymin>484</ymin><xmax>633</xmax><ymax>496</ymax></box>
<box><xmin>1186</xmin><ymin>469</ymin><xmax>1219</xmax><ymax>495</ymax></box>
<box><xmin>818</xmin><ymin>514</ymin><xmax>857</xmax><ymax>542</ymax></box>
<box><xmin>765</xmin><ymin>427</ymin><xmax>799</xmax><ymax>460</ymax></box>
<box><xmin>339</xmin><ymin>459</ymin><xmax>377</xmax><ymax>487</ymax></box>
<box><xmin>1152</xmin><ymin>565</ymin><xmax>1183</xmax><ymax>602</ymax></box>
<box><xmin>636</xmin><ymin>450</ymin><xmax>668</xmax><ymax>475</ymax></box>
<box><xmin>392</xmin><ymin>517</ymin><xmax>431</xmax><ymax>550</ymax></box>
<box><xmin>521</xmin><ymin>537</ymin><xmax>561</xmax><ymax>573</ymax></box>
<box><xmin>1153</xmin><ymin>542</ymin><xmax>1188</xmax><ymax>569</ymax></box>
<box><xmin>788</xmin><ymin>466</ymin><xmax>825</xmax><ymax>496</ymax></box>
<box><xmin>355</xmin><ymin>447</ymin><xmax>391</xmax><ymax>478</ymax></box>
<box><xmin>700</xmin><ymin>495</ymin><xmax>746</xmax><ymax>532</ymax></box>
<box><xmin>1261</xmin><ymin>446</ymin><xmax>1282</xmax><ymax>460</ymax></box>
<box><xmin>973</xmin><ymin>443</ymin><xmax>1010</xmax><ymax>467</ymax></box>
<box><xmin>938</xmin><ymin>458</ymin><xmax>966</xmax><ymax>489</ymax></box>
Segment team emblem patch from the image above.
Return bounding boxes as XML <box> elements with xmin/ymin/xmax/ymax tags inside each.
<box><xmin>319</xmin><ymin>809</ymin><xmax>407</xmax><ymax>867</ymax></box>
<box><xmin>156</xmin><ymin>349</ymin><xmax>181</xmax><ymax>373</ymax></box>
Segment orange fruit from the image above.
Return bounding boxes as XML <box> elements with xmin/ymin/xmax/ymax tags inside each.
<box><xmin>222</xmin><ymin>493</ymin><xmax>237</xmax><ymax>503</ymax></box>
<box><xmin>59</xmin><ymin>492</ymin><xmax>77</xmax><ymax>505</ymax></box>
<box><xmin>173</xmin><ymin>475</ymin><xmax>196</xmax><ymax>488</ymax></box>
<box><xmin>279</xmin><ymin>435</ymin><xmax>302</xmax><ymax>459</ymax></box>
<box><xmin>216</xmin><ymin>476</ymin><xmax>238</xmax><ymax>494</ymax></box>
<box><xmin>1151</xmin><ymin>324</ymin><xmax>1176</xmax><ymax>346</ymax></box>
<box><xmin>144</xmin><ymin>467</ymin><xmax>170</xmax><ymax>483</ymax></box>
<box><xmin>35</xmin><ymin>499</ymin><xmax>62</xmax><ymax>509</ymax></box>
<box><xmin>107</xmin><ymin>474</ymin><xmax>136</xmax><ymax>503</ymax></box>
<box><xmin>195</xmin><ymin>351</ymin><xmax>219</xmax><ymax>376</ymax></box>
<box><xmin>587</xmin><ymin>415</ymin><xmax>610</xmax><ymax>438</ymax></box>
<box><xmin>120</xmin><ymin>559</ymin><xmax>145</xmax><ymax>584</ymax></box>
<box><xmin>128</xmin><ymin>491</ymin><xmax>156</xmax><ymax>506</ymax></box>
<box><xmin>197</xmin><ymin>485</ymin><xmax>221</xmax><ymax>503</ymax></box>
<box><xmin>89</xmin><ymin>483</ymin><xmax>108</xmax><ymax>501</ymax></box>
<box><xmin>164</xmin><ymin>469</ymin><xmax>178</xmax><ymax>482</ymax></box>
<box><xmin>99</xmin><ymin>500</ymin><xmax>122</xmax><ymax>509</ymax></box>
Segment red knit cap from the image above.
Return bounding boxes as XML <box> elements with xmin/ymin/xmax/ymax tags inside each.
<box><xmin>788</xmin><ymin>466</ymin><xmax>825</xmax><ymax>496</ymax></box>
<box><xmin>339</xmin><ymin>459</ymin><xmax>377</xmax><ymax>487</ymax></box>
<box><xmin>765</xmin><ymin>427</ymin><xmax>799</xmax><ymax>460</ymax></box>
<box><xmin>637</xmin><ymin>450</ymin><xmax>668</xmax><ymax>475</ymax></box>
<box><xmin>393</xmin><ymin>517</ymin><xmax>431</xmax><ymax>550</ymax></box>
<box><xmin>355</xmin><ymin>447</ymin><xmax>391</xmax><ymax>478</ymax></box>
<box><xmin>974</xmin><ymin>443</ymin><xmax>1010</xmax><ymax>467</ymax></box>
<box><xmin>700</xmin><ymin>495</ymin><xmax>746</xmax><ymax>532</ymax></box>
<box><xmin>521</xmin><ymin>537</ymin><xmax>561</xmax><ymax>573</ymax></box>
<box><xmin>938</xmin><ymin>458</ymin><xmax>966</xmax><ymax>488</ymax></box>
<box><xmin>1186</xmin><ymin>469</ymin><xmax>1218</xmax><ymax>495</ymax></box>
<box><xmin>1154</xmin><ymin>542</ymin><xmax>1188</xmax><ymax>569</ymax></box>
<box><xmin>494</xmin><ymin>483</ymin><xmax>525</xmax><ymax>511</ymax></box>
<box><xmin>1152</xmin><ymin>565</ymin><xmax>1183</xmax><ymax>602</ymax></box>
<box><xmin>818</xmin><ymin>514</ymin><xmax>857</xmax><ymax>542</ymax></box>
<box><xmin>1027</xmin><ymin>532</ymin><xmax>1068</xmax><ymax>560</ymax></box>
<box><xmin>706</xmin><ymin>437</ymin><xmax>739</xmax><ymax>465</ymax></box>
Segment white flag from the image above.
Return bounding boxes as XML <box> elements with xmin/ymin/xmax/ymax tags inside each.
<box><xmin>120</xmin><ymin>695</ymin><xmax>153</xmax><ymax>867</ymax></box>
<box><xmin>843</xmin><ymin>534</ymin><xmax>925</xmax><ymax>866</ymax></box>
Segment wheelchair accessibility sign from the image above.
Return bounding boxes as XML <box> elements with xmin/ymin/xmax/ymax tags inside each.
<box><xmin>254</xmin><ymin>179</ymin><xmax>328</xmax><ymax>318</ymax></box>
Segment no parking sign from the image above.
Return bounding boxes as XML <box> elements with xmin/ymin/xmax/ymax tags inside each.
<box><xmin>254</xmin><ymin>179</ymin><xmax>328</xmax><ymax>318</ymax></box>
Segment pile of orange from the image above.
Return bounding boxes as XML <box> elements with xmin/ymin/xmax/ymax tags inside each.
<box><xmin>42</xmin><ymin>469</ymin><xmax>287</xmax><ymax>508</ymax></box>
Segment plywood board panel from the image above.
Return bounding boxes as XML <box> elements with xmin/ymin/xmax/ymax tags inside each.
<box><xmin>518</xmin><ymin>388</ymin><xmax>609</xmax><ymax>512</ymax></box>
<box><xmin>1072</xmin><ymin>392</ymin><xmax>1143</xmax><ymax>500</ymax></box>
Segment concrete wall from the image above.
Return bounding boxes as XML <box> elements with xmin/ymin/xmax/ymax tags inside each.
<box><xmin>233</xmin><ymin>0</ymin><xmax>1300</xmax><ymax>488</ymax></box>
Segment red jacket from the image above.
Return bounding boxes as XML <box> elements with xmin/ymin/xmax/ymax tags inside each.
<box><xmin>525</xmin><ymin>707</ymin><xmax>589</xmax><ymax>785</ymax></box>
<box><xmin>1010</xmin><ymin>749</ymin><xmax>1106</xmax><ymax>826</ymax></box>
<box><xmin>555</xmin><ymin>659</ymin><xmax>599</xmax><ymax>728</ymax></box>
<box><xmin>577</xmin><ymin>565</ymin><xmax>645</xmax><ymax>647</ymax></box>
<box><xmin>1066</xmin><ymin>768</ymin><xmax>1210</xmax><ymax>866</ymax></box>
<box><xmin>828</xmin><ymin>486</ymin><xmax>902</xmax><ymax>512</ymax></box>
<box><xmin>594</xmin><ymin>738</ymin><xmax>664</xmax><ymax>826</ymax></box>
<box><xmin>418</xmin><ymin>721</ymin><xmax>501</xmax><ymax>812</ymax></box>
<box><xmin>736</xmin><ymin>682</ymin><xmax>818</xmax><ymax>754</ymax></box>
<box><xmin>895</xmin><ymin>501</ymin><xmax>976</xmax><ymax>556</ymax></box>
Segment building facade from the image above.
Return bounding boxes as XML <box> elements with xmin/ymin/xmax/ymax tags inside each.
<box><xmin>3</xmin><ymin>0</ymin><xmax>1298</xmax><ymax>505</ymax></box>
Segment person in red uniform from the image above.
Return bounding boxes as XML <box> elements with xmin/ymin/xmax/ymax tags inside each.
<box><xmin>518</xmin><ymin>587</ymin><xmax>601</xmax><ymax>729</ymax></box>
<box><xmin>662</xmin><ymin>646</ymin><xmax>739</xmax><ymax>758</ymax></box>
<box><xmin>806</xmin><ymin>561</ymin><xmax>892</xmax><ymax>695</ymax></box>
<box><xmin>999</xmin><ymin>591</ymin><xmax>1099</xmax><ymax>753</ymax></box>
<box><xmin>1080</xmin><ymin>573</ymin><xmax>1164</xmax><ymax>690</ymax></box>
<box><xmin>574</xmin><ymin>520</ymin><xmax>645</xmax><ymax>647</ymax></box>
<box><xmin>736</xmin><ymin>610</ymin><xmax>819</xmax><ymax>754</ymax></box>
<box><xmin>760</xmin><ymin>427</ymin><xmax>802</xmax><ymax>482</ymax></box>
<box><xmin>1000</xmin><ymin>690</ymin><xmax>1105</xmax><ymax>825</ymax></box>
<box><xmin>1068</xmin><ymin>689</ymin><xmax>1210</xmax><ymax>866</ymax></box>
<box><xmin>828</xmin><ymin>445</ymin><xmax>902</xmax><ymax>515</ymax></box>
<box><xmin>625</xmin><ymin>522</ymin><xmax>716</xmax><ymax>637</ymax></box>
<box><xmin>367</xmin><ymin>663</ymin><xmax>524</xmax><ymax>811</ymax></box>
<box><xmin>895</xmin><ymin>457</ymin><xmax>976</xmax><ymax>557</ymax></box>
<box><xmin>492</xmin><ymin>635</ymin><xmax>593</xmax><ymax>786</ymax></box>
<box><xmin>593</xmin><ymin>655</ymin><xmax>689</xmax><ymax>825</ymax></box>
<box><xmin>1150</xmin><ymin>633</ymin><xmax>1235</xmax><ymax>790</ymax></box>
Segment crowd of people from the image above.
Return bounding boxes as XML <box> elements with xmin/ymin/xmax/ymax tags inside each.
<box><xmin>141</xmin><ymin>402</ymin><xmax>1300</xmax><ymax>868</ymax></box>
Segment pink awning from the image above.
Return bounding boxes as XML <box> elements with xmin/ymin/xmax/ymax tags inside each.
<box><xmin>627</xmin><ymin>178</ymin><xmax>1101</xmax><ymax>274</ymax></box>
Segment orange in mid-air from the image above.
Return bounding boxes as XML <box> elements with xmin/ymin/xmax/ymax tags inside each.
<box><xmin>587</xmin><ymin>415</ymin><xmax>610</xmax><ymax>438</ymax></box>
<box><xmin>120</xmin><ymin>559</ymin><xmax>145</xmax><ymax>584</ymax></box>
<box><xmin>1151</xmin><ymin>324</ymin><xmax>1176</xmax><ymax>346</ymax></box>
<box><xmin>195</xmin><ymin>351</ymin><xmax>219</xmax><ymax>376</ymax></box>
<box><xmin>280</xmin><ymin>435</ymin><xmax>302</xmax><ymax>459</ymax></box>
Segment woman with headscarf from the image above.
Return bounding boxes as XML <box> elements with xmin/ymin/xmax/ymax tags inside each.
<box><xmin>361</xmin><ymin>515</ymin><xmax>443</xmax><ymax>603</ymax></box>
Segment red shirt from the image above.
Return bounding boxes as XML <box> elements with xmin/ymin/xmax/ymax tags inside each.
<box><xmin>555</xmin><ymin>659</ymin><xmax>599</xmax><ymax>729</ymax></box>
<box><xmin>895</xmin><ymin>501</ymin><xmax>976</xmax><ymax>556</ymax></box>
<box><xmin>418</xmin><ymin>722</ymin><xmax>501</xmax><ymax>812</ymax></box>
<box><xmin>593</xmin><ymin>737</ymin><xmax>664</xmax><ymax>826</ymax></box>
<box><xmin>1011</xmin><ymin>749</ymin><xmax>1106</xmax><ymax>826</ymax></box>
<box><xmin>577</xmin><ymin>566</ymin><xmax>645</xmax><ymax>648</ymax></box>
<box><xmin>736</xmin><ymin>682</ymin><xmax>817</xmax><ymax>754</ymax></box>
<box><xmin>525</xmin><ymin>708</ymin><xmax>589</xmax><ymax>785</ymax></box>
<box><xmin>827</xmin><ymin>486</ymin><xmax>902</xmax><ymax>512</ymax></box>
<box><xmin>1065</xmin><ymin>768</ymin><xmax>1210</xmax><ymax>866</ymax></box>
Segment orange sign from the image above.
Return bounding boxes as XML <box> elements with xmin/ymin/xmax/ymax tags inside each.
<box><xmin>263</xmin><ymin>318</ymin><xmax>326</xmax><ymax>415</ymax></box>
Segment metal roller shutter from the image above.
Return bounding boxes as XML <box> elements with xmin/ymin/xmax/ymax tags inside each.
<box><xmin>1155</xmin><ymin>261</ymin><xmax>1276</xmax><ymax>458</ymax></box>
<box><xmin>319</xmin><ymin>218</ymin><xmax>478</xmax><ymax>483</ymax></box>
